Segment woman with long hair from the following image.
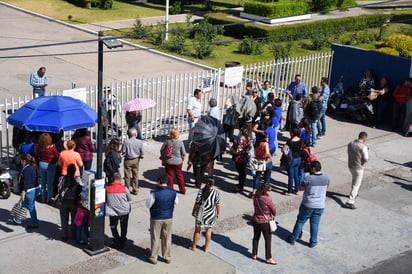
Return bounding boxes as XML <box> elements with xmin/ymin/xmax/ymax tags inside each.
<box><xmin>160</xmin><ymin>128</ymin><xmax>187</xmax><ymax>194</ymax></box>
<box><xmin>36</xmin><ymin>132</ymin><xmax>59</xmax><ymax>204</ymax></box>
<box><xmin>251</xmin><ymin>132</ymin><xmax>272</xmax><ymax>197</ymax></box>
<box><xmin>282</xmin><ymin>126</ymin><xmax>303</xmax><ymax>195</ymax></box>
<box><xmin>59</xmin><ymin>164</ymin><xmax>82</xmax><ymax>241</ymax></box>
<box><xmin>230</xmin><ymin>127</ymin><xmax>252</xmax><ymax>193</ymax></box>
<box><xmin>189</xmin><ymin>178</ymin><xmax>220</xmax><ymax>252</ymax></box>
<box><xmin>12</xmin><ymin>154</ymin><xmax>40</xmax><ymax>228</ymax></box>
<box><xmin>251</xmin><ymin>182</ymin><xmax>277</xmax><ymax>265</ymax></box>
<box><xmin>104</xmin><ymin>138</ymin><xmax>122</xmax><ymax>184</ymax></box>
<box><xmin>72</xmin><ymin>128</ymin><xmax>95</xmax><ymax>172</ymax></box>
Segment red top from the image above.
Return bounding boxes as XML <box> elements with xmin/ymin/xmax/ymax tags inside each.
<box><xmin>37</xmin><ymin>145</ymin><xmax>59</xmax><ymax>164</ymax></box>
<box><xmin>74</xmin><ymin>136</ymin><xmax>95</xmax><ymax>162</ymax></box>
<box><xmin>255</xmin><ymin>141</ymin><xmax>270</xmax><ymax>160</ymax></box>
<box><xmin>393</xmin><ymin>84</ymin><xmax>412</xmax><ymax>104</ymax></box>
<box><xmin>253</xmin><ymin>195</ymin><xmax>277</xmax><ymax>224</ymax></box>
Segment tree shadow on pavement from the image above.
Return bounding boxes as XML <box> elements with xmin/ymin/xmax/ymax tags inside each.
<box><xmin>326</xmin><ymin>190</ymin><xmax>348</xmax><ymax>208</ymax></box>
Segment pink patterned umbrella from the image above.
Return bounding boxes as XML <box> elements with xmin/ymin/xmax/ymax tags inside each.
<box><xmin>122</xmin><ymin>98</ymin><xmax>156</xmax><ymax>111</ymax></box>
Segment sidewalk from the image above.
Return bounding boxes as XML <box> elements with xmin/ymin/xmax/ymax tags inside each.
<box><xmin>1</xmin><ymin>116</ymin><xmax>411</xmax><ymax>274</ymax></box>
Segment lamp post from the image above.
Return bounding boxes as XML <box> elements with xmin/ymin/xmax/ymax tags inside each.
<box><xmin>165</xmin><ymin>0</ymin><xmax>169</xmax><ymax>41</ymax></box>
<box><xmin>84</xmin><ymin>31</ymin><xmax>122</xmax><ymax>256</ymax></box>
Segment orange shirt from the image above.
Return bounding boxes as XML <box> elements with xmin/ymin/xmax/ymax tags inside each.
<box><xmin>59</xmin><ymin>149</ymin><xmax>83</xmax><ymax>176</ymax></box>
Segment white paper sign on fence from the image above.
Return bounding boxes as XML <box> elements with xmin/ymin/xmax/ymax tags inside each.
<box><xmin>62</xmin><ymin>88</ymin><xmax>87</xmax><ymax>103</ymax></box>
<box><xmin>224</xmin><ymin>66</ymin><xmax>243</xmax><ymax>86</ymax></box>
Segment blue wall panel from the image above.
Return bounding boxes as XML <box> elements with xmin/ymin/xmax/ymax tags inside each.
<box><xmin>330</xmin><ymin>44</ymin><xmax>412</xmax><ymax>93</ymax></box>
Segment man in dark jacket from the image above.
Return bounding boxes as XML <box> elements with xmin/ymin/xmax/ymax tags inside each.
<box><xmin>145</xmin><ymin>174</ymin><xmax>179</xmax><ymax>264</ymax></box>
<box><xmin>106</xmin><ymin>173</ymin><xmax>131</xmax><ymax>249</ymax></box>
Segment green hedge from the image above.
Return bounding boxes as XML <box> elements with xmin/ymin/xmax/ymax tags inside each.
<box><xmin>243</xmin><ymin>1</ymin><xmax>308</xmax><ymax>18</ymax></box>
<box><xmin>206</xmin><ymin>12</ymin><xmax>391</xmax><ymax>41</ymax></box>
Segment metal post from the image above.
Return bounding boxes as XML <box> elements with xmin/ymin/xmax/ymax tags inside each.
<box><xmin>84</xmin><ymin>31</ymin><xmax>109</xmax><ymax>256</ymax></box>
<box><xmin>165</xmin><ymin>0</ymin><xmax>169</xmax><ymax>41</ymax></box>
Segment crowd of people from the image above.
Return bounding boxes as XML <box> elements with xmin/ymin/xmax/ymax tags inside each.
<box><xmin>8</xmin><ymin>67</ymin><xmax>407</xmax><ymax>267</ymax></box>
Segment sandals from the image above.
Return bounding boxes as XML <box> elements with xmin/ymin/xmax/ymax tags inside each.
<box><xmin>251</xmin><ymin>254</ymin><xmax>257</xmax><ymax>260</ymax></box>
<box><xmin>266</xmin><ymin>258</ymin><xmax>278</xmax><ymax>265</ymax></box>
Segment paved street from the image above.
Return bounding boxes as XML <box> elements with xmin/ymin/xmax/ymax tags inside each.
<box><xmin>0</xmin><ymin>1</ymin><xmax>411</xmax><ymax>273</ymax></box>
<box><xmin>0</xmin><ymin>2</ymin><xmax>209</xmax><ymax>99</ymax></box>
<box><xmin>0</xmin><ymin>114</ymin><xmax>411</xmax><ymax>274</ymax></box>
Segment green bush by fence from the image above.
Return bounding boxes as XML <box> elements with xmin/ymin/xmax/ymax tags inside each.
<box><xmin>66</xmin><ymin>0</ymin><xmax>112</xmax><ymax>9</ymax></box>
<box><xmin>206</xmin><ymin>12</ymin><xmax>391</xmax><ymax>41</ymax></box>
<box><xmin>243</xmin><ymin>1</ymin><xmax>308</xmax><ymax>18</ymax></box>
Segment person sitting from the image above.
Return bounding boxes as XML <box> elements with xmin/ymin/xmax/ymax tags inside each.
<box><xmin>358</xmin><ymin>69</ymin><xmax>375</xmax><ymax>97</ymax></box>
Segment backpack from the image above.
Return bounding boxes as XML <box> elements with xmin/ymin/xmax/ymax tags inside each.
<box><xmin>308</xmin><ymin>96</ymin><xmax>322</xmax><ymax>120</ymax></box>
<box><xmin>302</xmin><ymin>147</ymin><xmax>317</xmax><ymax>172</ymax></box>
<box><xmin>160</xmin><ymin>141</ymin><xmax>173</xmax><ymax>162</ymax></box>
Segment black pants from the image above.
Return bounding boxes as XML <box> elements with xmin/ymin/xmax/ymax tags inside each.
<box><xmin>235</xmin><ymin>161</ymin><xmax>247</xmax><ymax>190</ymax></box>
<box><xmin>252</xmin><ymin>221</ymin><xmax>272</xmax><ymax>260</ymax></box>
<box><xmin>60</xmin><ymin>201</ymin><xmax>77</xmax><ymax>240</ymax></box>
<box><xmin>109</xmin><ymin>214</ymin><xmax>129</xmax><ymax>249</ymax></box>
<box><xmin>193</xmin><ymin>164</ymin><xmax>206</xmax><ymax>187</ymax></box>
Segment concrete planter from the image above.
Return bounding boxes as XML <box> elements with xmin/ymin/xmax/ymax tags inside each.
<box><xmin>240</xmin><ymin>12</ymin><xmax>311</xmax><ymax>25</ymax></box>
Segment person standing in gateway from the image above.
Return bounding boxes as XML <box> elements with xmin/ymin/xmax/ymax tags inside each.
<box><xmin>30</xmin><ymin>66</ymin><xmax>48</xmax><ymax>98</ymax></box>
<box><xmin>346</xmin><ymin>131</ymin><xmax>369</xmax><ymax>210</ymax></box>
<box><xmin>187</xmin><ymin>89</ymin><xmax>202</xmax><ymax>145</ymax></box>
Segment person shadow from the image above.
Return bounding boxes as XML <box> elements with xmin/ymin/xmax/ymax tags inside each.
<box><xmin>326</xmin><ymin>190</ymin><xmax>348</xmax><ymax>208</ymax></box>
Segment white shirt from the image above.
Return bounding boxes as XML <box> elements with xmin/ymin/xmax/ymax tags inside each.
<box><xmin>187</xmin><ymin>96</ymin><xmax>201</xmax><ymax>118</ymax></box>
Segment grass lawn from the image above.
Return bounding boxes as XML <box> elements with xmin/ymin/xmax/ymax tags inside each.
<box><xmin>2</xmin><ymin>0</ymin><xmax>165</xmax><ymax>23</ymax></box>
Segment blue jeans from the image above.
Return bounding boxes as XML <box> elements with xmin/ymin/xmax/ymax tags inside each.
<box><xmin>291</xmin><ymin>204</ymin><xmax>324</xmax><ymax>245</ymax></box>
<box><xmin>15</xmin><ymin>187</ymin><xmax>40</xmax><ymax>225</ymax></box>
<box><xmin>287</xmin><ymin>157</ymin><xmax>301</xmax><ymax>193</ymax></box>
<box><xmin>310</xmin><ymin>120</ymin><xmax>318</xmax><ymax>147</ymax></box>
<box><xmin>187</xmin><ymin>117</ymin><xmax>198</xmax><ymax>144</ymax></box>
<box><xmin>317</xmin><ymin>107</ymin><xmax>327</xmax><ymax>136</ymax></box>
<box><xmin>33</xmin><ymin>90</ymin><xmax>45</xmax><ymax>98</ymax></box>
<box><xmin>39</xmin><ymin>161</ymin><xmax>56</xmax><ymax>201</ymax></box>
<box><xmin>253</xmin><ymin>160</ymin><xmax>272</xmax><ymax>190</ymax></box>
<box><xmin>83</xmin><ymin>160</ymin><xmax>92</xmax><ymax>171</ymax></box>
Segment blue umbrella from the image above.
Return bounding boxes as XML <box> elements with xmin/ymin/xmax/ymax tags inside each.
<box><xmin>7</xmin><ymin>95</ymin><xmax>97</xmax><ymax>133</ymax></box>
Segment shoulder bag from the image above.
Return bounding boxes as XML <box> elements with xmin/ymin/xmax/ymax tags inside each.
<box><xmin>256</xmin><ymin>197</ymin><xmax>277</xmax><ymax>232</ymax></box>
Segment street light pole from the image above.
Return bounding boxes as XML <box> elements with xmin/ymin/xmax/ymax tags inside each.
<box><xmin>165</xmin><ymin>0</ymin><xmax>169</xmax><ymax>41</ymax></box>
<box><xmin>84</xmin><ymin>31</ymin><xmax>108</xmax><ymax>256</ymax></box>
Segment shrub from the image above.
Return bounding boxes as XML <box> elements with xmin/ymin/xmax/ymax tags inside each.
<box><xmin>376</xmin><ymin>47</ymin><xmax>399</xmax><ymax>56</ymax></box>
<box><xmin>239</xmin><ymin>36</ymin><xmax>263</xmax><ymax>55</ymax></box>
<box><xmin>336</xmin><ymin>0</ymin><xmax>356</xmax><ymax>9</ymax></box>
<box><xmin>100</xmin><ymin>0</ymin><xmax>112</xmax><ymax>9</ymax></box>
<box><xmin>206</xmin><ymin>13</ymin><xmax>391</xmax><ymax>42</ymax></box>
<box><xmin>169</xmin><ymin>28</ymin><xmax>186</xmax><ymax>54</ymax></box>
<box><xmin>133</xmin><ymin>19</ymin><xmax>148</xmax><ymax>39</ymax></box>
<box><xmin>309</xmin><ymin>33</ymin><xmax>330</xmax><ymax>50</ymax></box>
<box><xmin>381</xmin><ymin>34</ymin><xmax>412</xmax><ymax>58</ymax></box>
<box><xmin>269</xmin><ymin>42</ymin><xmax>291</xmax><ymax>60</ymax></box>
<box><xmin>170</xmin><ymin>1</ymin><xmax>182</xmax><ymax>15</ymax></box>
<box><xmin>243</xmin><ymin>1</ymin><xmax>308</xmax><ymax>18</ymax></box>
<box><xmin>310</xmin><ymin>0</ymin><xmax>335</xmax><ymax>12</ymax></box>
<box><xmin>192</xmin><ymin>18</ymin><xmax>223</xmax><ymax>59</ymax></box>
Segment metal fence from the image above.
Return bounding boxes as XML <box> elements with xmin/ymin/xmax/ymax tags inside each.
<box><xmin>0</xmin><ymin>51</ymin><xmax>332</xmax><ymax>163</ymax></box>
